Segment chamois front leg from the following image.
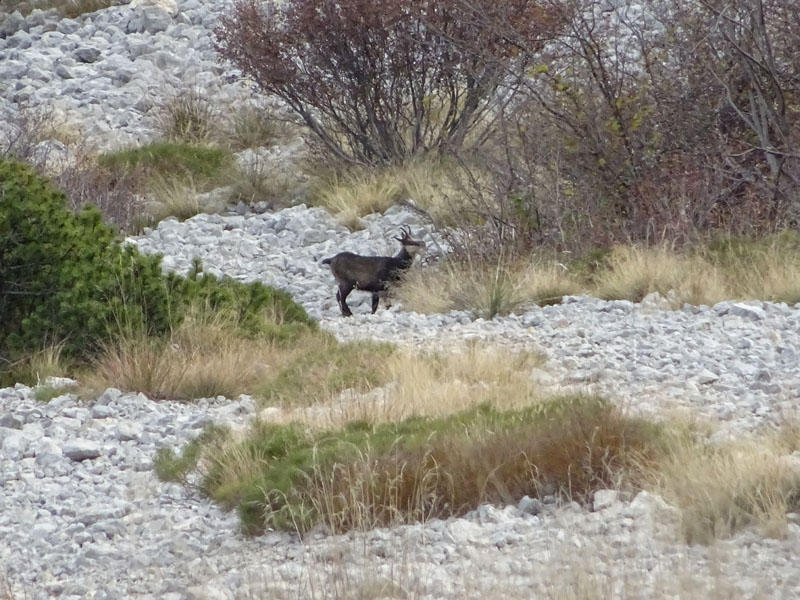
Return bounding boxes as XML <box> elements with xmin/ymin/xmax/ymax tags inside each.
<box><xmin>337</xmin><ymin>284</ymin><xmax>354</xmax><ymax>317</ymax></box>
<box><xmin>371</xmin><ymin>293</ymin><xmax>380</xmax><ymax>314</ymax></box>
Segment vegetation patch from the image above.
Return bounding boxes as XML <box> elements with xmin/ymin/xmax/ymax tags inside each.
<box><xmin>85</xmin><ymin>277</ymin><xmax>316</xmax><ymax>400</ymax></box>
<box><xmin>225</xmin><ymin>105</ymin><xmax>285</xmax><ymax>151</ymax></box>
<box><xmin>97</xmin><ymin>142</ymin><xmax>233</xmax><ymax>192</ymax></box>
<box><xmin>154</xmin><ymin>89</ymin><xmax>218</xmax><ymax>143</ymax></box>
<box><xmin>156</xmin><ymin>395</ymin><xmax>663</xmax><ymax>534</ymax></box>
<box><xmin>397</xmin><ymin>256</ymin><xmax>583</xmax><ymax>318</ymax></box>
<box><xmin>0</xmin><ymin>158</ymin><xmax>312</xmax><ymax>387</ymax></box>
<box><xmin>257</xmin><ymin>339</ymin><xmax>395</xmax><ymax>407</ymax></box>
<box><xmin>649</xmin><ymin>431</ymin><xmax>800</xmax><ymax>544</ymax></box>
<box><xmin>33</xmin><ymin>383</ymin><xmax>79</xmax><ymax>403</ymax></box>
<box><xmin>397</xmin><ymin>233</ymin><xmax>800</xmax><ymax>318</ymax></box>
<box><xmin>310</xmin><ymin>160</ymin><xmax>455</xmax><ymax>227</ymax></box>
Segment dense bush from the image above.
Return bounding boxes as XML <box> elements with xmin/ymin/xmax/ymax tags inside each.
<box><xmin>0</xmin><ymin>158</ymin><xmax>312</xmax><ymax>367</ymax></box>
<box><xmin>448</xmin><ymin>0</ymin><xmax>800</xmax><ymax>252</ymax></box>
<box><xmin>215</xmin><ymin>0</ymin><xmax>564</xmax><ymax>165</ymax></box>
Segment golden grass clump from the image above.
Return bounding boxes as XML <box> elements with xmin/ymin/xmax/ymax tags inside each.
<box><xmin>0</xmin><ymin>342</ymin><xmax>69</xmax><ymax>388</ymax></box>
<box><xmin>155</xmin><ymin>88</ymin><xmax>219</xmax><ymax>143</ymax></box>
<box><xmin>284</xmin><ymin>343</ymin><xmax>546</xmax><ymax>429</ymax></box>
<box><xmin>311</xmin><ymin>159</ymin><xmax>457</xmax><ymax>227</ymax></box>
<box><xmin>593</xmin><ymin>245</ymin><xmax>727</xmax><ymax>306</ymax></box>
<box><xmin>85</xmin><ymin>309</ymin><xmax>286</xmax><ymax>401</ymax></box>
<box><xmin>702</xmin><ymin>232</ymin><xmax>800</xmax><ymax>305</ymax></box>
<box><xmin>396</xmin><ymin>257</ymin><xmax>583</xmax><ymax>318</ymax></box>
<box><xmin>145</xmin><ymin>175</ymin><xmax>203</xmax><ymax>223</ymax></box>
<box><xmin>648</xmin><ymin>431</ymin><xmax>800</xmax><ymax>544</ymax></box>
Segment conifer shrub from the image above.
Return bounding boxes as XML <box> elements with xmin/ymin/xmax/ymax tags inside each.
<box><xmin>0</xmin><ymin>158</ymin><xmax>313</xmax><ymax>368</ymax></box>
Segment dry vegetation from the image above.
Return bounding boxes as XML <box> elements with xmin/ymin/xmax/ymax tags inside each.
<box><xmin>85</xmin><ymin>308</ymin><xmax>321</xmax><ymax>401</ymax></box>
<box><xmin>148</xmin><ymin>328</ymin><xmax>800</xmax><ymax>545</ymax></box>
<box><xmin>650</xmin><ymin>430</ymin><xmax>800</xmax><ymax>544</ymax></box>
<box><xmin>396</xmin><ymin>232</ymin><xmax>800</xmax><ymax>317</ymax></box>
<box><xmin>309</xmin><ymin>160</ymin><xmax>456</xmax><ymax>229</ymax></box>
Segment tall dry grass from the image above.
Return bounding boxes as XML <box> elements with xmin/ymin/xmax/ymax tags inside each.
<box><xmin>311</xmin><ymin>160</ymin><xmax>456</xmax><ymax>228</ymax></box>
<box><xmin>279</xmin><ymin>343</ymin><xmax>545</xmax><ymax>429</ymax></box>
<box><xmin>396</xmin><ymin>256</ymin><xmax>583</xmax><ymax>317</ymax></box>
<box><xmin>648</xmin><ymin>430</ymin><xmax>800</xmax><ymax>544</ymax></box>
<box><xmin>593</xmin><ymin>245</ymin><xmax>727</xmax><ymax>305</ymax></box>
<box><xmin>0</xmin><ymin>342</ymin><xmax>69</xmax><ymax>387</ymax></box>
<box><xmin>85</xmin><ymin>309</ymin><xmax>295</xmax><ymax>400</ymax></box>
<box><xmin>398</xmin><ymin>232</ymin><xmax>800</xmax><ymax>316</ymax></box>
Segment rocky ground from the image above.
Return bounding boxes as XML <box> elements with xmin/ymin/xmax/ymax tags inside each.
<box><xmin>1</xmin><ymin>207</ymin><xmax>799</xmax><ymax>599</ymax></box>
<box><xmin>3</xmin><ymin>0</ymin><xmax>800</xmax><ymax>598</ymax></box>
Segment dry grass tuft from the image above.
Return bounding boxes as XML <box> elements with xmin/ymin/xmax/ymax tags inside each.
<box><xmin>145</xmin><ymin>175</ymin><xmax>203</xmax><ymax>223</ymax></box>
<box><xmin>397</xmin><ymin>257</ymin><xmax>582</xmax><ymax>318</ymax></box>
<box><xmin>0</xmin><ymin>342</ymin><xmax>71</xmax><ymax>388</ymax></box>
<box><xmin>311</xmin><ymin>160</ymin><xmax>455</xmax><ymax>226</ymax></box>
<box><xmin>279</xmin><ymin>343</ymin><xmax>545</xmax><ymax>430</ymax></box>
<box><xmin>226</xmin><ymin>158</ymin><xmax>297</xmax><ymax>209</ymax></box>
<box><xmin>593</xmin><ymin>245</ymin><xmax>727</xmax><ymax>306</ymax></box>
<box><xmin>155</xmin><ymin>88</ymin><xmax>219</xmax><ymax>143</ymax></box>
<box><xmin>85</xmin><ymin>309</ymin><xmax>288</xmax><ymax>400</ymax></box>
<box><xmin>225</xmin><ymin>105</ymin><xmax>284</xmax><ymax>151</ymax></box>
<box><xmin>649</xmin><ymin>431</ymin><xmax>800</xmax><ymax>544</ymax></box>
<box><xmin>313</xmin><ymin>168</ymin><xmax>404</xmax><ymax>225</ymax></box>
<box><xmin>370</xmin><ymin>344</ymin><xmax>544</xmax><ymax>421</ymax></box>
<box><xmin>702</xmin><ymin>232</ymin><xmax>800</xmax><ymax>305</ymax></box>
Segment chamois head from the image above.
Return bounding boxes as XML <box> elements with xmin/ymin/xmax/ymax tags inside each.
<box><xmin>394</xmin><ymin>225</ymin><xmax>426</xmax><ymax>257</ymax></box>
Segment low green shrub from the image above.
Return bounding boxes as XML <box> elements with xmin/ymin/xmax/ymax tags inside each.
<box><xmin>0</xmin><ymin>158</ymin><xmax>313</xmax><ymax>374</ymax></box>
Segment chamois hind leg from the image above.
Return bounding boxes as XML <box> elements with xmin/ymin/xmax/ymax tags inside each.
<box><xmin>371</xmin><ymin>293</ymin><xmax>380</xmax><ymax>314</ymax></box>
<box><xmin>337</xmin><ymin>284</ymin><xmax>354</xmax><ymax>317</ymax></box>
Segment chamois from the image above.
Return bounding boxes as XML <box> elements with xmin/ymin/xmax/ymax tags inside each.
<box><xmin>321</xmin><ymin>226</ymin><xmax>425</xmax><ymax>317</ymax></box>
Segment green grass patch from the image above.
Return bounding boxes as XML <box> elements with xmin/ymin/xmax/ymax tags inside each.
<box><xmin>156</xmin><ymin>395</ymin><xmax>664</xmax><ymax>535</ymax></box>
<box><xmin>33</xmin><ymin>384</ymin><xmax>79</xmax><ymax>403</ymax></box>
<box><xmin>98</xmin><ymin>142</ymin><xmax>233</xmax><ymax>193</ymax></box>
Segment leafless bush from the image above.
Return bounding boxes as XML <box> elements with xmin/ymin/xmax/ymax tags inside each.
<box><xmin>54</xmin><ymin>154</ymin><xmax>146</xmax><ymax>233</ymax></box>
<box><xmin>215</xmin><ymin>0</ymin><xmax>564</xmax><ymax>166</ymax></box>
<box><xmin>1</xmin><ymin>103</ymin><xmax>145</xmax><ymax>232</ymax></box>
<box><xmin>445</xmin><ymin>0</ymin><xmax>800</xmax><ymax>253</ymax></box>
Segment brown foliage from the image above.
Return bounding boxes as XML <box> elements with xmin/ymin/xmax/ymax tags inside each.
<box><xmin>315</xmin><ymin>398</ymin><xmax>658</xmax><ymax>531</ymax></box>
<box><xmin>215</xmin><ymin>0</ymin><xmax>564</xmax><ymax>165</ymax></box>
<box><xmin>443</xmin><ymin>0</ymin><xmax>800</xmax><ymax>254</ymax></box>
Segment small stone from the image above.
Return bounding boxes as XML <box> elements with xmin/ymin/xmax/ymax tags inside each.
<box><xmin>63</xmin><ymin>439</ymin><xmax>101</xmax><ymax>461</ymax></box>
<box><xmin>116</xmin><ymin>422</ymin><xmax>144</xmax><ymax>442</ymax></box>
<box><xmin>74</xmin><ymin>46</ymin><xmax>101</xmax><ymax>63</ymax></box>
<box><xmin>2</xmin><ymin>432</ymin><xmax>27</xmax><ymax>460</ymax></box>
<box><xmin>593</xmin><ymin>489</ymin><xmax>620</xmax><ymax>511</ymax></box>
<box><xmin>0</xmin><ymin>414</ymin><xmax>23</xmax><ymax>429</ymax></box>
<box><xmin>518</xmin><ymin>495</ymin><xmax>544</xmax><ymax>516</ymax></box>
<box><xmin>96</xmin><ymin>388</ymin><xmax>122</xmax><ymax>406</ymax></box>
<box><xmin>728</xmin><ymin>302</ymin><xmax>765</xmax><ymax>320</ymax></box>
<box><xmin>91</xmin><ymin>404</ymin><xmax>115</xmax><ymax>419</ymax></box>
<box><xmin>695</xmin><ymin>369</ymin><xmax>719</xmax><ymax>384</ymax></box>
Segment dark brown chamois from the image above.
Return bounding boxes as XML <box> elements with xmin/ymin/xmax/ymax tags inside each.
<box><xmin>321</xmin><ymin>226</ymin><xmax>426</xmax><ymax>316</ymax></box>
